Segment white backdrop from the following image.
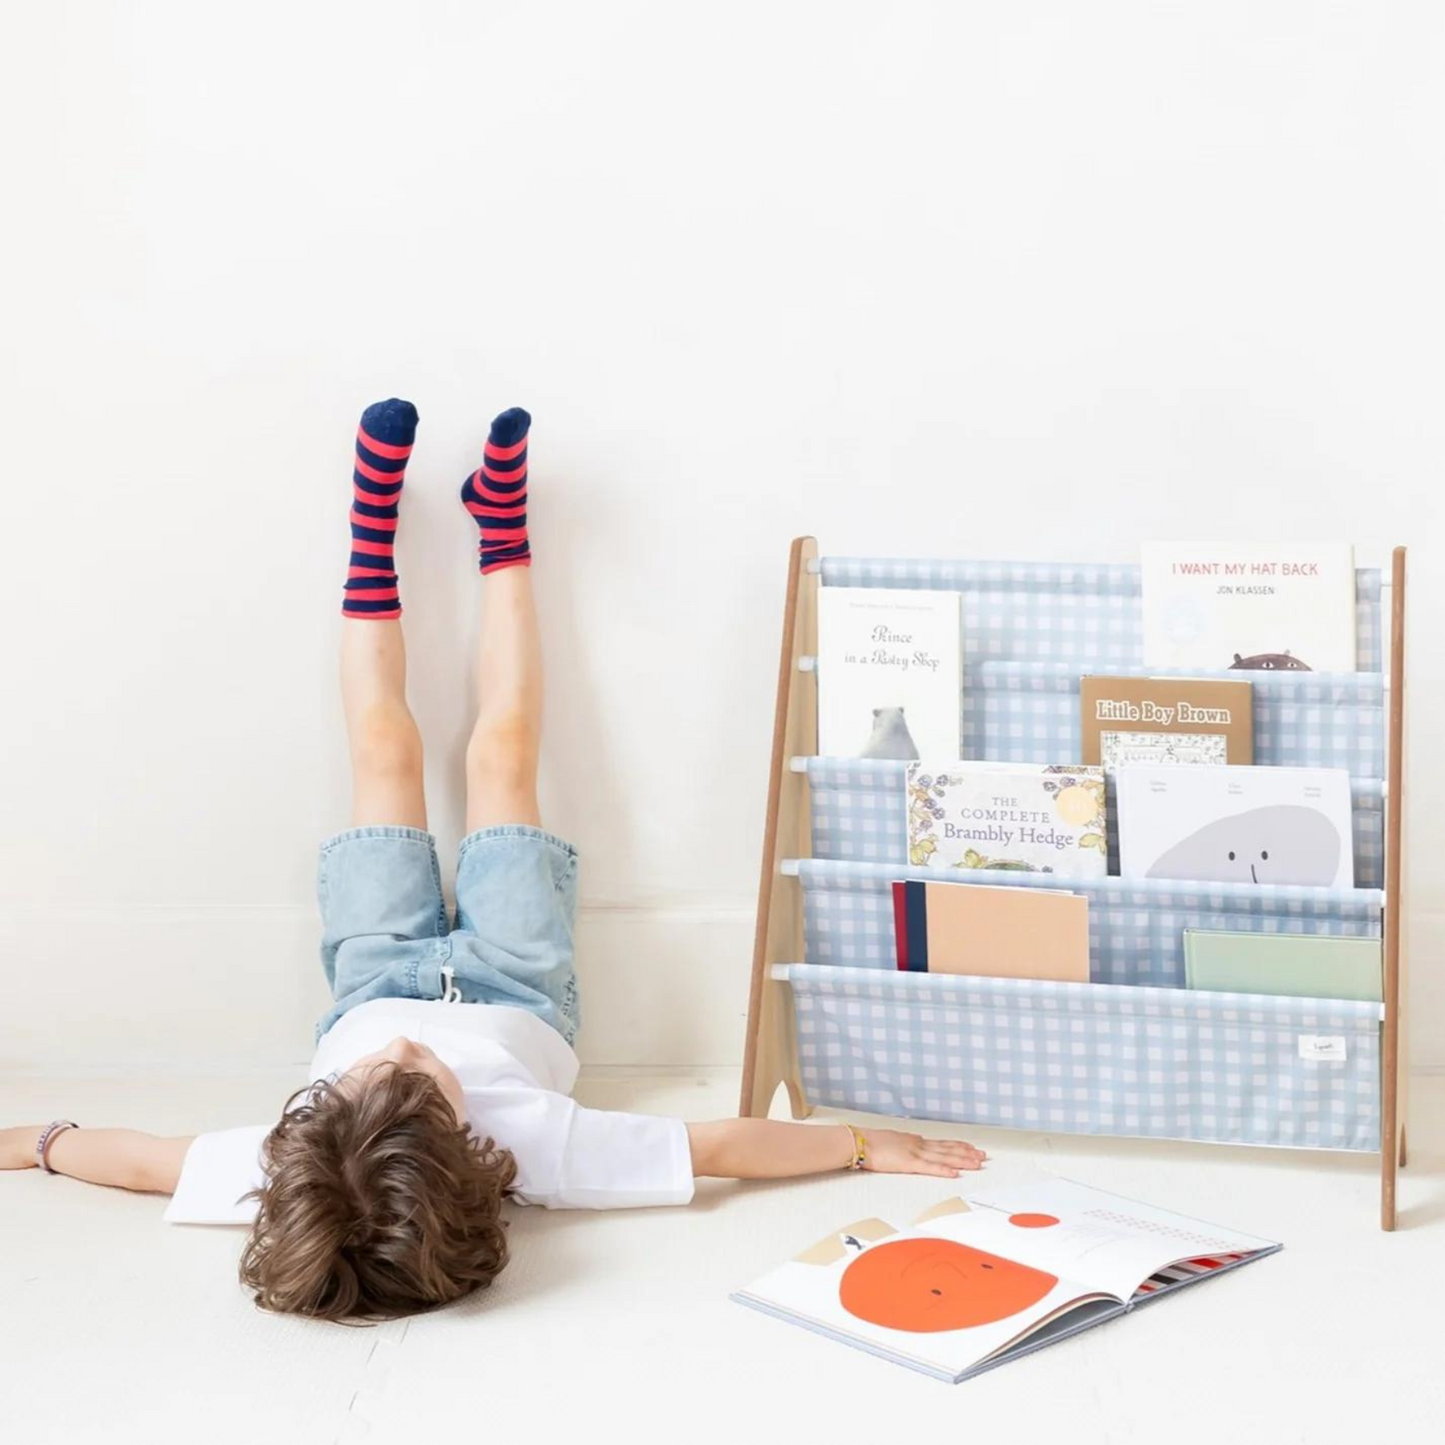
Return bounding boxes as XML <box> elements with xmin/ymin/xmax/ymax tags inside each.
<box><xmin>2</xmin><ymin>1</ymin><xmax>1441</xmax><ymax>1070</ymax></box>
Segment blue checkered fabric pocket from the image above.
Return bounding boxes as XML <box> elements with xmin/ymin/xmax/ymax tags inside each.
<box><xmin>782</xmin><ymin>556</ymin><xmax>1388</xmax><ymax>1153</ymax></box>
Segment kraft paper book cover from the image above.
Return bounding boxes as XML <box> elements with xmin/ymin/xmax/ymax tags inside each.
<box><xmin>1115</xmin><ymin>763</ymin><xmax>1354</xmax><ymax>889</ymax></box>
<box><xmin>816</xmin><ymin>587</ymin><xmax>962</xmax><ymax>760</ymax></box>
<box><xmin>905</xmin><ymin>761</ymin><xmax>1107</xmax><ymax>877</ymax></box>
<box><xmin>891</xmin><ymin>879</ymin><xmax>1089</xmax><ymax>982</ymax></box>
<box><xmin>732</xmin><ymin>1178</ymin><xmax>1280</xmax><ymax>1384</ymax></box>
<box><xmin>1079</xmin><ymin>676</ymin><xmax>1253</xmax><ymax>773</ymax></box>
<box><xmin>1140</xmin><ymin>543</ymin><xmax>1356</xmax><ymax>673</ymax></box>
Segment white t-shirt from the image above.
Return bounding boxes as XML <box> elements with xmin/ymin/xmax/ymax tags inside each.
<box><xmin>164</xmin><ymin>999</ymin><xmax>696</xmax><ymax>1224</ymax></box>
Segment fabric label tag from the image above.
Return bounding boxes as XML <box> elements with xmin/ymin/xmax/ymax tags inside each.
<box><xmin>1298</xmin><ymin>1034</ymin><xmax>1348</xmax><ymax>1062</ymax></box>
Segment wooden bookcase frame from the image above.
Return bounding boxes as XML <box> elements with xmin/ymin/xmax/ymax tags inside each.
<box><xmin>740</xmin><ymin>537</ymin><xmax>1411</xmax><ymax>1230</ymax></box>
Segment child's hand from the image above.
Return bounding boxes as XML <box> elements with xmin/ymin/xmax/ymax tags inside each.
<box><xmin>861</xmin><ymin>1128</ymin><xmax>986</xmax><ymax>1178</ymax></box>
<box><xmin>1</xmin><ymin>1126</ymin><xmax>42</xmax><ymax>1170</ymax></box>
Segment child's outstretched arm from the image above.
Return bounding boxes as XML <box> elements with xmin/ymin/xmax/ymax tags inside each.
<box><xmin>1</xmin><ymin>1124</ymin><xmax>192</xmax><ymax>1194</ymax></box>
<box><xmin>686</xmin><ymin>1119</ymin><xmax>985</xmax><ymax>1181</ymax></box>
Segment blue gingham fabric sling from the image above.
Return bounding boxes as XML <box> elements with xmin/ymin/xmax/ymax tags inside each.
<box><xmin>785</xmin><ymin>558</ymin><xmax>1386</xmax><ymax>1151</ymax></box>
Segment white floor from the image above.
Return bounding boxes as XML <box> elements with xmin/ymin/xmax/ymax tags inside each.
<box><xmin>4</xmin><ymin>1068</ymin><xmax>1442</xmax><ymax>1445</ymax></box>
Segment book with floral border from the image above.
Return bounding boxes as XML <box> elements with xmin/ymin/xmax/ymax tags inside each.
<box><xmin>906</xmin><ymin>762</ymin><xmax>1107</xmax><ymax>878</ymax></box>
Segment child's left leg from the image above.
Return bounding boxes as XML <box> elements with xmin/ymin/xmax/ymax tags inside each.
<box><xmin>316</xmin><ymin>401</ymin><xmax>448</xmax><ymax>1031</ymax></box>
<box><xmin>342</xmin><ymin>619</ymin><xmax>426</xmax><ymax>830</ymax></box>
<box><xmin>340</xmin><ymin>400</ymin><xmax>426</xmax><ymax>829</ymax></box>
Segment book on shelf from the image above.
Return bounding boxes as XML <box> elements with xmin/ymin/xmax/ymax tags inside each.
<box><xmin>905</xmin><ymin>761</ymin><xmax>1107</xmax><ymax>877</ymax></box>
<box><xmin>1115</xmin><ymin>763</ymin><xmax>1354</xmax><ymax>889</ymax></box>
<box><xmin>816</xmin><ymin>587</ymin><xmax>962</xmax><ymax>760</ymax></box>
<box><xmin>892</xmin><ymin>879</ymin><xmax>1089</xmax><ymax>982</ymax></box>
<box><xmin>1140</xmin><ymin>542</ymin><xmax>1357</xmax><ymax>673</ymax></box>
<box><xmin>1184</xmin><ymin>930</ymin><xmax>1382</xmax><ymax>1002</ymax></box>
<box><xmin>732</xmin><ymin>1177</ymin><xmax>1281</xmax><ymax>1383</ymax></box>
<box><xmin>1079</xmin><ymin>676</ymin><xmax>1254</xmax><ymax>774</ymax></box>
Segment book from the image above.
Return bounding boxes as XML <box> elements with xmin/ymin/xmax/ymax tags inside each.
<box><xmin>732</xmin><ymin>1177</ymin><xmax>1280</xmax><ymax>1383</ymax></box>
<box><xmin>1140</xmin><ymin>542</ymin><xmax>1357</xmax><ymax>673</ymax></box>
<box><xmin>816</xmin><ymin>587</ymin><xmax>962</xmax><ymax>759</ymax></box>
<box><xmin>905</xmin><ymin>761</ymin><xmax>1108</xmax><ymax>877</ymax></box>
<box><xmin>892</xmin><ymin>879</ymin><xmax>1089</xmax><ymax>981</ymax></box>
<box><xmin>1115</xmin><ymin>763</ymin><xmax>1354</xmax><ymax>889</ymax></box>
<box><xmin>1184</xmin><ymin>929</ymin><xmax>1382</xmax><ymax>1002</ymax></box>
<box><xmin>1079</xmin><ymin>676</ymin><xmax>1253</xmax><ymax>774</ymax></box>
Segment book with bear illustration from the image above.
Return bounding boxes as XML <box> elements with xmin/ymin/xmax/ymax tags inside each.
<box><xmin>1140</xmin><ymin>542</ymin><xmax>1356</xmax><ymax>673</ymax></box>
<box><xmin>816</xmin><ymin>587</ymin><xmax>963</xmax><ymax>760</ymax></box>
<box><xmin>732</xmin><ymin>1178</ymin><xmax>1280</xmax><ymax>1382</ymax></box>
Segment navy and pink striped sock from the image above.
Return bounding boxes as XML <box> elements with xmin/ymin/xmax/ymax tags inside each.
<box><xmin>460</xmin><ymin>407</ymin><xmax>531</xmax><ymax>574</ymax></box>
<box><xmin>343</xmin><ymin>399</ymin><xmax>418</xmax><ymax>619</ymax></box>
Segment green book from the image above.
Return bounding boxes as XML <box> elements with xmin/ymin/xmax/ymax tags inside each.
<box><xmin>1183</xmin><ymin>930</ymin><xmax>1382</xmax><ymax>1002</ymax></box>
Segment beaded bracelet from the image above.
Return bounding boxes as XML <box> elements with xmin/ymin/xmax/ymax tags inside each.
<box><xmin>36</xmin><ymin>1120</ymin><xmax>79</xmax><ymax>1173</ymax></box>
<box><xmin>841</xmin><ymin>1123</ymin><xmax>867</xmax><ymax>1171</ymax></box>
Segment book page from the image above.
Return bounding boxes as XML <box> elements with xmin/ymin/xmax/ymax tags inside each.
<box><xmin>951</xmin><ymin>1179</ymin><xmax>1278</xmax><ymax>1301</ymax></box>
<box><xmin>734</xmin><ymin>1222</ymin><xmax>1109</xmax><ymax>1378</ymax></box>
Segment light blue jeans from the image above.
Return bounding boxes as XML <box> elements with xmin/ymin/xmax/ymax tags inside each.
<box><xmin>315</xmin><ymin>824</ymin><xmax>580</xmax><ymax>1044</ymax></box>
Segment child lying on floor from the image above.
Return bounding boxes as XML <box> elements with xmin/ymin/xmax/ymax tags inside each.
<box><xmin>1</xmin><ymin>401</ymin><xmax>984</xmax><ymax>1322</ymax></box>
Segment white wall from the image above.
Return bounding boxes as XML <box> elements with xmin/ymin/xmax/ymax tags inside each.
<box><xmin>2</xmin><ymin>1</ymin><xmax>1441</xmax><ymax>1071</ymax></box>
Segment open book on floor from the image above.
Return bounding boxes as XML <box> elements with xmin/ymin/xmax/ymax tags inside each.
<box><xmin>732</xmin><ymin>1177</ymin><xmax>1280</xmax><ymax>1383</ymax></box>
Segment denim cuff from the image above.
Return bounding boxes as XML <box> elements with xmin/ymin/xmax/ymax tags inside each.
<box><xmin>458</xmin><ymin>824</ymin><xmax>578</xmax><ymax>860</ymax></box>
<box><xmin>320</xmin><ymin>824</ymin><xmax>438</xmax><ymax>852</ymax></box>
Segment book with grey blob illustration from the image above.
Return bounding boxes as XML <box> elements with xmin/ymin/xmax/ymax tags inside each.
<box><xmin>816</xmin><ymin>587</ymin><xmax>963</xmax><ymax>760</ymax></box>
<box><xmin>1115</xmin><ymin>763</ymin><xmax>1354</xmax><ymax>889</ymax></box>
<box><xmin>1140</xmin><ymin>543</ymin><xmax>1357</xmax><ymax>673</ymax></box>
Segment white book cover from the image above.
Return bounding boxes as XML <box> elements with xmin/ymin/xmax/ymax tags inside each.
<box><xmin>1141</xmin><ymin>543</ymin><xmax>1356</xmax><ymax>673</ymax></box>
<box><xmin>905</xmin><ymin>761</ymin><xmax>1107</xmax><ymax>877</ymax></box>
<box><xmin>1116</xmin><ymin>763</ymin><xmax>1354</xmax><ymax>888</ymax></box>
<box><xmin>817</xmin><ymin>587</ymin><xmax>962</xmax><ymax>759</ymax></box>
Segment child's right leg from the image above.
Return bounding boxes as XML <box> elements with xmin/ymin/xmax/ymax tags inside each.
<box><xmin>461</xmin><ymin>407</ymin><xmax>542</xmax><ymax>832</ymax></box>
<box><xmin>450</xmin><ymin>410</ymin><xmax>580</xmax><ymax>1043</ymax></box>
<box><xmin>463</xmin><ymin>566</ymin><xmax>542</xmax><ymax>831</ymax></box>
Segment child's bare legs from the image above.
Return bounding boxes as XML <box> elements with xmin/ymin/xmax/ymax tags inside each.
<box><xmin>342</xmin><ymin>619</ymin><xmax>427</xmax><ymax>830</ymax></box>
<box><xmin>465</xmin><ymin>565</ymin><xmax>542</xmax><ymax>831</ymax></box>
<box><xmin>338</xmin><ymin>399</ymin><xmax>424</xmax><ymax>829</ymax></box>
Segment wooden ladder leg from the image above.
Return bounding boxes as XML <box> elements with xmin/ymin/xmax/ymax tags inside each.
<box><xmin>1380</xmin><ymin>546</ymin><xmax>1407</xmax><ymax>1229</ymax></box>
<box><xmin>740</xmin><ymin>537</ymin><xmax>818</xmax><ymax>1120</ymax></box>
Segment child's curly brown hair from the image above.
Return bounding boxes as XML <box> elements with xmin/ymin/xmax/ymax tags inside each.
<box><xmin>239</xmin><ymin>1064</ymin><xmax>516</xmax><ymax>1322</ymax></box>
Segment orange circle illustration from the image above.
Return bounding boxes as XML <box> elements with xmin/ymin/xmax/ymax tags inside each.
<box><xmin>1008</xmin><ymin>1213</ymin><xmax>1061</xmax><ymax>1229</ymax></box>
<box><xmin>838</xmin><ymin>1238</ymin><xmax>1058</xmax><ymax>1333</ymax></box>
